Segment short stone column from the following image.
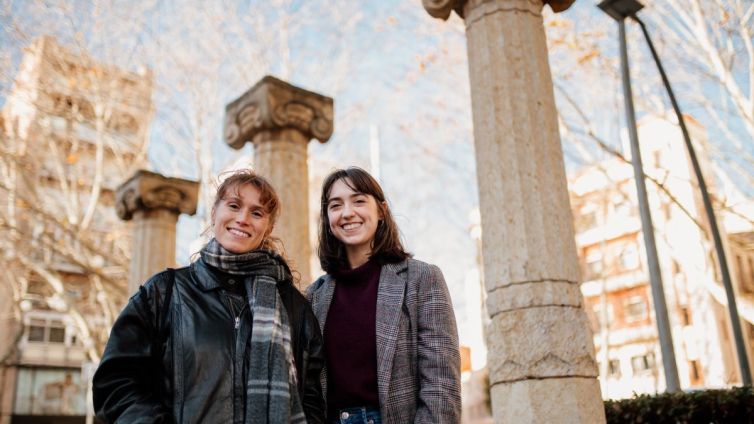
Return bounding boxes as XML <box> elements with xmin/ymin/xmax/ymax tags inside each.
<box><xmin>423</xmin><ymin>1</ymin><xmax>605</xmax><ymax>423</ymax></box>
<box><xmin>117</xmin><ymin>170</ymin><xmax>199</xmax><ymax>295</ymax></box>
<box><xmin>224</xmin><ymin>76</ymin><xmax>333</xmax><ymax>286</ymax></box>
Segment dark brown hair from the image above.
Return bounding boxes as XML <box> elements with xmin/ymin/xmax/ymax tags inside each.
<box><xmin>211</xmin><ymin>169</ymin><xmax>282</xmax><ymax>254</ymax></box>
<box><xmin>318</xmin><ymin>167</ymin><xmax>410</xmax><ymax>272</ymax></box>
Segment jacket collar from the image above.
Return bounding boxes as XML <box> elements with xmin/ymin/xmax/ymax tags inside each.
<box><xmin>308</xmin><ymin>259</ymin><xmax>410</xmax><ymax>405</ymax></box>
<box><xmin>190</xmin><ymin>258</ymin><xmax>227</xmax><ymax>292</ymax></box>
<box><xmin>308</xmin><ymin>259</ymin><xmax>409</xmax><ymax>329</ymax></box>
<box><xmin>308</xmin><ymin>274</ymin><xmax>335</xmax><ymax>335</ymax></box>
<box><xmin>191</xmin><ymin>258</ymin><xmax>294</xmax><ymax>294</ymax></box>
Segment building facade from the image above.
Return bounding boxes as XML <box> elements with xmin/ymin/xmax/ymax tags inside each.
<box><xmin>570</xmin><ymin>116</ymin><xmax>754</xmax><ymax>398</ymax></box>
<box><xmin>0</xmin><ymin>36</ymin><xmax>152</xmax><ymax>424</ymax></box>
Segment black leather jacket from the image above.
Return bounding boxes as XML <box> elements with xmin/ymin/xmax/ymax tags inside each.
<box><xmin>92</xmin><ymin>259</ymin><xmax>326</xmax><ymax>423</ymax></box>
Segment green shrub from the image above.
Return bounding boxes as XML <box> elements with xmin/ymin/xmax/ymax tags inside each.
<box><xmin>604</xmin><ymin>386</ymin><xmax>754</xmax><ymax>423</ymax></box>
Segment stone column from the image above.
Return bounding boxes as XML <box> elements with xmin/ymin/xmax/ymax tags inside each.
<box><xmin>224</xmin><ymin>76</ymin><xmax>333</xmax><ymax>286</ymax></box>
<box><xmin>0</xmin><ymin>366</ymin><xmax>17</xmax><ymax>424</ymax></box>
<box><xmin>423</xmin><ymin>1</ymin><xmax>605</xmax><ymax>423</ymax></box>
<box><xmin>117</xmin><ymin>170</ymin><xmax>199</xmax><ymax>295</ymax></box>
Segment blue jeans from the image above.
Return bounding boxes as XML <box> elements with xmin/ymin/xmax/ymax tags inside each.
<box><xmin>328</xmin><ymin>406</ymin><xmax>382</xmax><ymax>424</ymax></box>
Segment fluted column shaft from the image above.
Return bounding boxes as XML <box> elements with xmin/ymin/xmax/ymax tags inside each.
<box><xmin>424</xmin><ymin>0</ymin><xmax>605</xmax><ymax>422</ymax></box>
<box><xmin>129</xmin><ymin>209</ymin><xmax>178</xmax><ymax>294</ymax></box>
<box><xmin>253</xmin><ymin>129</ymin><xmax>311</xmax><ymax>283</ymax></box>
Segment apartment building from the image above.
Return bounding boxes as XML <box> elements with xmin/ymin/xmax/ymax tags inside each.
<box><xmin>0</xmin><ymin>36</ymin><xmax>152</xmax><ymax>424</ymax></box>
<box><xmin>570</xmin><ymin>115</ymin><xmax>754</xmax><ymax>398</ymax></box>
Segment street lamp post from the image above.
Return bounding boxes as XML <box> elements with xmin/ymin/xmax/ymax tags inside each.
<box><xmin>599</xmin><ymin>0</ymin><xmax>753</xmax><ymax>388</ymax></box>
<box><xmin>598</xmin><ymin>0</ymin><xmax>681</xmax><ymax>392</ymax></box>
<box><xmin>632</xmin><ymin>4</ymin><xmax>752</xmax><ymax>386</ymax></box>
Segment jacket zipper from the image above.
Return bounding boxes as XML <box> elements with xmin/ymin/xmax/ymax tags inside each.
<box><xmin>225</xmin><ymin>295</ymin><xmax>247</xmax><ymax>424</ymax></box>
<box><xmin>226</xmin><ymin>295</ymin><xmax>245</xmax><ymax>330</ymax></box>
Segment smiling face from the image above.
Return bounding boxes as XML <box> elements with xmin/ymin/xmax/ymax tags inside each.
<box><xmin>212</xmin><ymin>183</ymin><xmax>272</xmax><ymax>254</ymax></box>
<box><xmin>326</xmin><ymin>178</ymin><xmax>383</xmax><ymax>267</ymax></box>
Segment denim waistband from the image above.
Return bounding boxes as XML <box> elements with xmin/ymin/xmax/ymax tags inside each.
<box><xmin>328</xmin><ymin>405</ymin><xmax>381</xmax><ymax>424</ymax></box>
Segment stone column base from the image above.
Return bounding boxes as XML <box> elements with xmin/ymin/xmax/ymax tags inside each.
<box><xmin>491</xmin><ymin>377</ymin><xmax>605</xmax><ymax>423</ymax></box>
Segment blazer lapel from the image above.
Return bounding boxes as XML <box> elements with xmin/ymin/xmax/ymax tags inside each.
<box><xmin>375</xmin><ymin>260</ymin><xmax>409</xmax><ymax>408</ymax></box>
<box><xmin>309</xmin><ymin>275</ymin><xmax>336</xmax><ymax>400</ymax></box>
<box><xmin>311</xmin><ymin>275</ymin><xmax>336</xmax><ymax>335</ymax></box>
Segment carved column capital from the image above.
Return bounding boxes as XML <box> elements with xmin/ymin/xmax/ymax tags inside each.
<box><xmin>223</xmin><ymin>75</ymin><xmax>334</xmax><ymax>149</ymax></box>
<box><xmin>423</xmin><ymin>0</ymin><xmax>576</xmax><ymax>20</ymax></box>
<box><xmin>423</xmin><ymin>0</ymin><xmax>466</xmax><ymax>19</ymax></box>
<box><xmin>116</xmin><ymin>170</ymin><xmax>200</xmax><ymax>220</ymax></box>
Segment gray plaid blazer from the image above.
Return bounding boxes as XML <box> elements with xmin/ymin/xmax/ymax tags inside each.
<box><xmin>306</xmin><ymin>258</ymin><xmax>461</xmax><ymax>424</ymax></box>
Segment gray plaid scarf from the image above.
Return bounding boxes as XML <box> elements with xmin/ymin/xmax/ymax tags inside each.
<box><xmin>201</xmin><ymin>238</ymin><xmax>306</xmax><ymax>424</ymax></box>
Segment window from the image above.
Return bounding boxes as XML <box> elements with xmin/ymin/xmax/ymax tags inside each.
<box><xmin>108</xmin><ymin>111</ymin><xmax>138</xmax><ymax>134</ymax></box>
<box><xmin>25</xmin><ymin>316</ymin><xmax>70</xmax><ymax>345</ymax></box>
<box><xmin>689</xmin><ymin>360</ymin><xmax>703</xmax><ymax>386</ymax></box>
<box><xmin>735</xmin><ymin>252</ymin><xmax>754</xmax><ymax>293</ymax></box>
<box><xmin>48</xmin><ymin>116</ymin><xmax>67</xmax><ymax>132</ymax></box>
<box><xmin>652</xmin><ymin>150</ymin><xmax>662</xmax><ymax>168</ymax></box>
<box><xmin>74</xmin><ymin>122</ymin><xmax>97</xmax><ymax>143</ymax></box>
<box><xmin>583</xmin><ymin>248</ymin><xmax>603</xmax><ymax>281</ymax></box>
<box><xmin>66</xmin><ymin>288</ymin><xmax>82</xmax><ymax>300</ymax></box>
<box><xmin>671</xmin><ymin>259</ymin><xmax>681</xmax><ymax>276</ymax></box>
<box><xmin>608</xmin><ymin>359</ymin><xmax>621</xmax><ymax>377</ymax></box>
<box><xmin>662</xmin><ymin>202</ymin><xmax>672</xmax><ymax>221</ymax></box>
<box><xmin>13</xmin><ymin>368</ymin><xmax>87</xmax><ymax>415</ymax></box>
<box><xmin>27</xmin><ymin>319</ymin><xmax>47</xmax><ymax>342</ymax></box>
<box><xmin>631</xmin><ymin>353</ymin><xmax>656</xmax><ymax>373</ymax></box>
<box><xmin>742</xmin><ymin>257</ymin><xmax>754</xmax><ymax>294</ymax></box>
<box><xmin>709</xmin><ymin>251</ymin><xmax>720</xmax><ymax>281</ymax></box>
<box><xmin>591</xmin><ymin>303</ymin><xmax>615</xmax><ymax>332</ymax></box>
<box><xmin>680</xmin><ymin>306</ymin><xmax>692</xmax><ymax>326</ymax></box>
<box><xmin>623</xmin><ymin>295</ymin><xmax>648</xmax><ymax>323</ymax></box>
<box><xmin>575</xmin><ymin>209</ymin><xmax>598</xmax><ymax>232</ymax></box>
<box><xmin>614</xmin><ymin>199</ymin><xmax>632</xmax><ymax>216</ymax></box>
<box><xmin>585</xmin><ymin>256</ymin><xmax>603</xmax><ymax>280</ymax></box>
<box><xmin>49</xmin><ymin>327</ymin><xmax>66</xmax><ymax>343</ymax></box>
<box><xmin>619</xmin><ymin>245</ymin><xmax>640</xmax><ymax>271</ymax></box>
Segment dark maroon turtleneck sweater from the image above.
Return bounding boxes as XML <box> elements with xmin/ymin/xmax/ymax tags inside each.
<box><xmin>324</xmin><ymin>258</ymin><xmax>382</xmax><ymax>414</ymax></box>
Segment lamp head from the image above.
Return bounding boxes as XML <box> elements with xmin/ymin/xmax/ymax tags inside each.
<box><xmin>598</xmin><ymin>0</ymin><xmax>644</xmax><ymax>21</ymax></box>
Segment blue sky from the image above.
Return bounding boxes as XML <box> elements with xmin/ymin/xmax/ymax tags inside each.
<box><xmin>0</xmin><ymin>1</ymin><xmax>477</xmax><ymax>312</ymax></box>
<box><xmin>2</xmin><ymin>0</ymin><xmax>752</xmax><ymax>322</ymax></box>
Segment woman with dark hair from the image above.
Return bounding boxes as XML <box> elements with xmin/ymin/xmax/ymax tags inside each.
<box><xmin>93</xmin><ymin>169</ymin><xmax>326</xmax><ymax>424</ymax></box>
<box><xmin>307</xmin><ymin>167</ymin><xmax>461</xmax><ymax>424</ymax></box>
